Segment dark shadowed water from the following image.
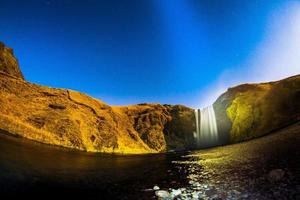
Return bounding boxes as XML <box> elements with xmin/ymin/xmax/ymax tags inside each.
<box><xmin>0</xmin><ymin>130</ymin><xmax>189</xmax><ymax>199</ymax></box>
<box><xmin>1</xmin><ymin>124</ymin><xmax>300</xmax><ymax>200</ymax></box>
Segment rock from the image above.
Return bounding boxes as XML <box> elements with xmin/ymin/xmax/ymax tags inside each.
<box><xmin>0</xmin><ymin>42</ymin><xmax>24</xmax><ymax>80</ymax></box>
<box><xmin>49</xmin><ymin>104</ymin><xmax>66</xmax><ymax>110</ymax></box>
<box><xmin>232</xmin><ymin>190</ymin><xmax>241</xmax><ymax>196</ymax></box>
<box><xmin>241</xmin><ymin>193</ymin><xmax>249</xmax><ymax>198</ymax></box>
<box><xmin>205</xmin><ymin>188</ymin><xmax>217</xmax><ymax>196</ymax></box>
<box><xmin>127</xmin><ymin>104</ymin><xmax>195</xmax><ymax>152</ymax></box>
<box><xmin>170</xmin><ymin>189</ymin><xmax>182</xmax><ymax>197</ymax></box>
<box><xmin>192</xmin><ymin>191</ymin><xmax>200</xmax><ymax>199</ymax></box>
<box><xmin>155</xmin><ymin>190</ymin><xmax>170</xmax><ymax>199</ymax></box>
<box><xmin>268</xmin><ymin>169</ymin><xmax>285</xmax><ymax>182</ymax></box>
<box><xmin>163</xmin><ymin>105</ymin><xmax>196</xmax><ymax>150</ymax></box>
<box><xmin>143</xmin><ymin>188</ymin><xmax>153</xmax><ymax>192</ymax></box>
<box><xmin>153</xmin><ymin>185</ymin><xmax>160</xmax><ymax>190</ymax></box>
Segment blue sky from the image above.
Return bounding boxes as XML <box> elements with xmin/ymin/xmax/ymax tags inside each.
<box><xmin>0</xmin><ymin>0</ymin><xmax>299</xmax><ymax>108</ymax></box>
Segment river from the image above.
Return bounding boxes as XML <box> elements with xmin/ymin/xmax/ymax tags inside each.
<box><xmin>0</xmin><ymin>123</ymin><xmax>299</xmax><ymax>199</ymax></box>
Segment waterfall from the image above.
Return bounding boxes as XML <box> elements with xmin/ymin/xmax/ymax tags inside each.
<box><xmin>194</xmin><ymin>105</ymin><xmax>219</xmax><ymax>148</ymax></box>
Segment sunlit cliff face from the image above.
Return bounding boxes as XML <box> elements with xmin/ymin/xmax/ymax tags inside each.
<box><xmin>0</xmin><ymin>44</ymin><xmax>198</xmax><ymax>155</ymax></box>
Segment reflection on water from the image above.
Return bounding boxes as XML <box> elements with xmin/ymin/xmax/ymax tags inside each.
<box><xmin>1</xmin><ymin>123</ymin><xmax>299</xmax><ymax>200</ymax></box>
<box><xmin>163</xmin><ymin>123</ymin><xmax>300</xmax><ymax>200</ymax></box>
<box><xmin>0</xmin><ymin>130</ymin><xmax>189</xmax><ymax>199</ymax></box>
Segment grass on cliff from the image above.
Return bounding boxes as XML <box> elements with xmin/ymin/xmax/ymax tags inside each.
<box><xmin>226</xmin><ymin>76</ymin><xmax>300</xmax><ymax>143</ymax></box>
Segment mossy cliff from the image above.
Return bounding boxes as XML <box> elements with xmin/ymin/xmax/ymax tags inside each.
<box><xmin>0</xmin><ymin>42</ymin><xmax>195</xmax><ymax>154</ymax></box>
<box><xmin>214</xmin><ymin>76</ymin><xmax>300</xmax><ymax>143</ymax></box>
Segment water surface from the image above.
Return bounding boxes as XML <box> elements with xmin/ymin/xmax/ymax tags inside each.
<box><xmin>1</xmin><ymin>123</ymin><xmax>299</xmax><ymax>199</ymax></box>
<box><xmin>0</xmin><ymin>130</ymin><xmax>188</xmax><ymax>199</ymax></box>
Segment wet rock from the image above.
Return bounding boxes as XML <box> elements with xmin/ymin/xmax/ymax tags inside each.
<box><xmin>143</xmin><ymin>188</ymin><xmax>153</xmax><ymax>192</ymax></box>
<box><xmin>205</xmin><ymin>188</ymin><xmax>217</xmax><ymax>196</ymax></box>
<box><xmin>153</xmin><ymin>185</ymin><xmax>160</xmax><ymax>190</ymax></box>
<box><xmin>192</xmin><ymin>191</ymin><xmax>200</xmax><ymax>199</ymax></box>
<box><xmin>155</xmin><ymin>190</ymin><xmax>170</xmax><ymax>199</ymax></box>
<box><xmin>170</xmin><ymin>189</ymin><xmax>182</xmax><ymax>197</ymax></box>
<box><xmin>268</xmin><ymin>169</ymin><xmax>285</xmax><ymax>182</ymax></box>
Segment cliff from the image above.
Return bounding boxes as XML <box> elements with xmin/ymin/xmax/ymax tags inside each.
<box><xmin>1</xmin><ymin>41</ymin><xmax>300</xmax><ymax>153</ymax></box>
<box><xmin>0</xmin><ymin>42</ymin><xmax>24</xmax><ymax>80</ymax></box>
<box><xmin>0</xmin><ymin>42</ymin><xmax>195</xmax><ymax>154</ymax></box>
<box><xmin>214</xmin><ymin>75</ymin><xmax>300</xmax><ymax>143</ymax></box>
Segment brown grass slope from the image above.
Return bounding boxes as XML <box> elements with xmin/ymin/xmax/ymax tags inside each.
<box><xmin>0</xmin><ymin>42</ymin><xmax>195</xmax><ymax>154</ymax></box>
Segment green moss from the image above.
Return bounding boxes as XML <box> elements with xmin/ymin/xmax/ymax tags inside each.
<box><xmin>227</xmin><ymin>93</ymin><xmax>255</xmax><ymax>142</ymax></box>
<box><xmin>225</xmin><ymin>78</ymin><xmax>300</xmax><ymax>144</ymax></box>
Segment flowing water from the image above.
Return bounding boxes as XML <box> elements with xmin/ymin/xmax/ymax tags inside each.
<box><xmin>194</xmin><ymin>105</ymin><xmax>219</xmax><ymax>148</ymax></box>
